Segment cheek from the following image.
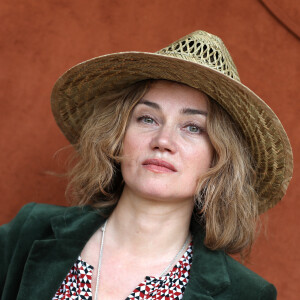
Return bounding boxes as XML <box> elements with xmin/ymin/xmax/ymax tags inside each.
<box><xmin>122</xmin><ymin>127</ymin><xmax>135</xmax><ymax>155</ymax></box>
<box><xmin>200</xmin><ymin>138</ymin><xmax>214</xmax><ymax>167</ymax></box>
<box><xmin>122</xmin><ymin>133</ymin><xmax>139</xmax><ymax>159</ymax></box>
<box><xmin>185</xmin><ymin>142</ymin><xmax>214</xmax><ymax>173</ymax></box>
<box><xmin>121</xmin><ymin>129</ymin><xmax>146</xmax><ymax>170</ymax></box>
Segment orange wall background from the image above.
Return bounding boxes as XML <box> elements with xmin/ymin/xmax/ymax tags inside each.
<box><xmin>0</xmin><ymin>0</ymin><xmax>299</xmax><ymax>299</ymax></box>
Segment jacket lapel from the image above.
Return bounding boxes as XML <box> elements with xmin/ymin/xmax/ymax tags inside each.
<box><xmin>182</xmin><ymin>219</ymin><xmax>231</xmax><ymax>299</ymax></box>
<box><xmin>17</xmin><ymin>206</ymin><xmax>107</xmax><ymax>300</ymax></box>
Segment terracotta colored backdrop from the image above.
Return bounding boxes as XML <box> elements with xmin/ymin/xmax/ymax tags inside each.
<box><xmin>1</xmin><ymin>0</ymin><xmax>299</xmax><ymax>298</ymax></box>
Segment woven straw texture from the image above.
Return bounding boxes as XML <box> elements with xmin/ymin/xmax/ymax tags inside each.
<box><xmin>51</xmin><ymin>30</ymin><xmax>293</xmax><ymax>214</ymax></box>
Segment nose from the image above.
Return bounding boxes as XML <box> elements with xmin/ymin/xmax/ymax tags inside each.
<box><xmin>150</xmin><ymin>125</ymin><xmax>177</xmax><ymax>153</ymax></box>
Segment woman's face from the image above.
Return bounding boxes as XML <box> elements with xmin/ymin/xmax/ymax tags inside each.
<box><xmin>121</xmin><ymin>80</ymin><xmax>213</xmax><ymax>203</ymax></box>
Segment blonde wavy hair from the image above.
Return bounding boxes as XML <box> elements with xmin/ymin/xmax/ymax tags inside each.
<box><xmin>66</xmin><ymin>80</ymin><xmax>258</xmax><ymax>255</ymax></box>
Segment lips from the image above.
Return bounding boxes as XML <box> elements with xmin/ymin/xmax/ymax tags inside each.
<box><xmin>142</xmin><ymin>159</ymin><xmax>177</xmax><ymax>173</ymax></box>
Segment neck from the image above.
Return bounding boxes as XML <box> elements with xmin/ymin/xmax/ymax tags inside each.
<box><xmin>106</xmin><ymin>186</ymin><xmax>194</xmax><ymax>257</ymax></box>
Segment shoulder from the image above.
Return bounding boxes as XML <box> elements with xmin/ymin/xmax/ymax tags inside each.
<box><xmin>2</xmin><ymin>203</ymin><xmax>73</xmax><ymax>230</ymax></box>
<box><xmin>0</xmin><ymin>203</ymin><xmax>94</xmax><ymax>244</ymax></box>
<box><xmin>5</xmin><ymin>202</ymin><xmax>93</xmax><ymax>223</ymax></box>
<box><xmin>1</xmin><ymin>203</ymin><xmax>63</xmax><ymax>234</ymax></box>
<box><xmin>0</xmin><ymin>203</ymin><xmax>96</xmax><ymax>270</ymax></box>
<box><xmin>224</xmin><ymin>254</ymin><xmax>277</xmax><ymax>299</ymax></box>
<box><xmin>13</xmin><ymin>202</ymin><xmax>68</xmax><ymax>222</ymax></box>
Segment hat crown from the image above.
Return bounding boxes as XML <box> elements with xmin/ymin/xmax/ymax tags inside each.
<box><xmin>157</xmin><ymin>30</ymin><xmax>240</xmax><ymax>81</ymax></box>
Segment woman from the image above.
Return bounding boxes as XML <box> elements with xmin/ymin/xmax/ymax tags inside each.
<box><xmin>0</xmin><ymin>30</ymin><xmax>293</xmax><ymax>300</ymax></box>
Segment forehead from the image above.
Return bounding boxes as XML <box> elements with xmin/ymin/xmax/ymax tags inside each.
<box><xmin>141</xmin><ymin>80</ymin><xmax>209</xmax><ymax>110</ymax></box>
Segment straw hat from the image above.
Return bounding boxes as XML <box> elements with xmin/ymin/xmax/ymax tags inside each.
<box><xmin>51</xmin><ymin>30</ymin><xmax>293</xmax><ymax>214</ymax></box>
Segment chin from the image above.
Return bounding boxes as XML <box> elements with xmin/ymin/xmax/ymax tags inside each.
<box><xmin>135</xmin><ymin>187</ymin><xmax>193</xmax><ymax>203</ymax></box>
<box><xmin>123</xmin><ymin>178</ymin><xmax>195</xmax><ymax>203</ymax></box>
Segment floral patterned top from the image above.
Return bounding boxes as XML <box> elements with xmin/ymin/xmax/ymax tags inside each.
<box><xmin>53</xmin><ymin>243</ymin><xmax>193</xmax><ymax>300</ymax></box>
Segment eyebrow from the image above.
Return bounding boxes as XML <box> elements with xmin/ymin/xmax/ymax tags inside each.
<box><xmin>180</xmin><ymin>107</ymin><xmax>207</xmax><ymax>116</ymax></box>
<box><xmin>138</xmin><ymin>100</ymin><xmax>160</xmax><ymax>109</ymax></box>
<box><xmin>138</xmin><ymin>99</ymin><xmax>207</xmax><ymax>116</ymax></box>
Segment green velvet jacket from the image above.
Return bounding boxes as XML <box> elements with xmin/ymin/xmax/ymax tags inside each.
<box><xmin>0</xmin><ymin>203</ymin><xmax>277</xmax><ymax>300</ymax></box>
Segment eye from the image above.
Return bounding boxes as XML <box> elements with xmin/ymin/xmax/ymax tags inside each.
<box><xmin>187</xmin><ymin>125</ymin><xmax>200</xmax><ymax>133</ymax></box>
<box><xmin>137</xmin><ymin>115</ymin><xmax>156</xmax><ymax>124</ymax></box>
<box><xmin>185</xmin><ymin>123</ymin><xmax>205</xmax><ymax>134</ymax></box>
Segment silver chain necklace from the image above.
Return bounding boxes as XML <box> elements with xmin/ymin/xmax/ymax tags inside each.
<box><xmin>94</xmin><ymin>219</ymin><xmax>190</xmax><ymax>300</ymax></box>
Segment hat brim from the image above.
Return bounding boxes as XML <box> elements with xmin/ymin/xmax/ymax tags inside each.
<box><xmin>51</xmin><ymin>52</ymin><xmax>293</xmax><ymax>214</ymax></box>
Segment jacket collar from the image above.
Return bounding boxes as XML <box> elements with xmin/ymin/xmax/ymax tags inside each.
<box><xmin>50</xmin><ymin>205</ymin><xmax>108</xmax><ymax>240</ymax></box>
<box><xmin>18</xmin><ymin>206</ymin><xmax>230</xmax><ymax>299</ymax></box>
